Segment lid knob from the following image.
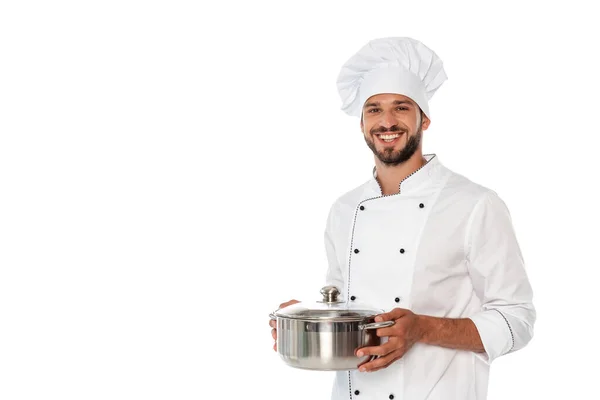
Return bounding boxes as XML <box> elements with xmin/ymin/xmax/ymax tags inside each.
<box><xmin>320</xmin><ymin>285</ymin><xmax>341</xmax><ymax>303</ymax></box>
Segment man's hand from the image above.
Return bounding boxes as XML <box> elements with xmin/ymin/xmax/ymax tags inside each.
<box><xmin>355</xmin><ymin>308</ymin><xmax>425</xmax><ymax>372</ymax></box>
<box><xmin>269</xmin><ymin>299</ymin><xmax>300</xmax><ymax>351</ymax></box>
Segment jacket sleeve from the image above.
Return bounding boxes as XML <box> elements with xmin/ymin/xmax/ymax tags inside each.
<box><xmin>323</xmin><ymin>204</ymin><xmax>345</xmax><ymax>301</ymax></box>
<box><xmin>465</xmin><ymin>190</ymin><xmax>536</xmax><ymax>364</ymax></box>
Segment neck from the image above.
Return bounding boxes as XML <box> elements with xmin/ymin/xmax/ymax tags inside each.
<box><xmin>375</xmin><ymin>151</ymin><xmax>427</xmax><ymax>195</ymax></box>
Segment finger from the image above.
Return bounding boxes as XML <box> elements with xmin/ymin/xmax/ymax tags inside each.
<box><xmin>376</xmin><ymin>319</ymin><xmax>407</xmax><ymax>337</ymax></box>
<box><xmin>369</xmin><ymin>352</ymin><xmax>402</xmax><ymax>372</ymax></box>
<box><xmin>368</xmin><ymin>353</ymin><xmax>404</xmax><ymax>373</ymax></box>
<box><xmin>273</xmin><ymin>342</ymin><xmax>277</xmax><ymax>352</ymax></box>
<box><xmin>356</xmin><ymin>340</ymin><xmax>395</xmax><ymax>358</ymax></box>
<box><xmin>358</xmin><ymin>349</ymin><xmax>403</xmax><ymax>372</ymax></box>
<box><xmin>375</xmin><ymin>308</ymin><xmax>408</xmax><ymax>322</ymax></box>
<box><xmin>375</xmin><ymin>326</ymin><xmax>398</xmax><ymax>337</ymax></box>
<box><xmin>271</xmin><ymin>328</ymin><xmax>277</xmax><ymax>340</ymax></box>
<box><xmin>269</xmin><ymin>319</ymin><xmax>276</xmax><ymax>328</ymax></box>
<box><xmin>279</xmin><ymin>299</ymin><xmax>300</xmax><ymax>309</ymax></box>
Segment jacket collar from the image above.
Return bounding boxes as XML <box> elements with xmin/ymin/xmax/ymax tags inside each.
<box><xmin>369</xmin><ymin>153</ymin><xmax>441</xmax><ymax>195</ymax></box>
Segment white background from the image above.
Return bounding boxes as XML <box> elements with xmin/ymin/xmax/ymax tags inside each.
<box><xmin>1</xmin><ymin>1</ymin><xmax>598</xmax><ymax>399</ymax></box>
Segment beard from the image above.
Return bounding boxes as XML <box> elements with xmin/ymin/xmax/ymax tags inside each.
<box><xmin>364</xmin><ymin>124</ymin><xmax>423</xmax><ymax>166</ymax></box>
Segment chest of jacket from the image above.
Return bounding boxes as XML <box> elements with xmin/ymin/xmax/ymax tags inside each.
<box><xmin>330</xmin><ymin>178</ymin><xmax>474</xmax><ymax>316</ymax></box>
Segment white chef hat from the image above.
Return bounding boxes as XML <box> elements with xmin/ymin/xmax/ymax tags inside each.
<box><xmin>336</xmin><ymin>37</ymin><xmax>447</xmax><ymax>119</ymax></box>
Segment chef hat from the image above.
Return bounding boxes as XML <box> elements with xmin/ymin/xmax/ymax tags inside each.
<box><xmin>336</xmin><ymin>37</ymin><xmax>447</xmax><ymax>119</ymax></box>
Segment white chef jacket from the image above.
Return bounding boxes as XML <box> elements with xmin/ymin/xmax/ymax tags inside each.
<box><xmin>323</xmin><ymin>153</ymin><xmax>535</xmax><ymax>400</ymax></box>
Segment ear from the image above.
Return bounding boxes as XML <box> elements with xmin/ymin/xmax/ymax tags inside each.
<box><xmin>421</xmin><ymin>111</ymin><xmax>431</xmax><ymax>130</ymax></box>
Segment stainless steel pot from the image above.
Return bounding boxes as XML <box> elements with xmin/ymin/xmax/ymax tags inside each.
<box><xmin>269</xmin><ymin>285</ymin><xmax>394</xmax><ymax>371</ymax></box>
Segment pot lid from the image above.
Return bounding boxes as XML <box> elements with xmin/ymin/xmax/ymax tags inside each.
<box><xmin>271</xmin><ymin>286</ymin><xmax>382</xmax><ymax>321</ymax></box>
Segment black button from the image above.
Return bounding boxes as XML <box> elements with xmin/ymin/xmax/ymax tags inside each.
<box><xmin>389</xmin><ymin>395</ymin><xmax>395</xmax><ymax>400</ymax></box>
<box><xmin>419</xmin><ymin>203</ymin><xmax>424</xmax><ymax>208</ymax></box>
<box><xmin>395</xmin><ymin>297</ymin><xmax>400</xmax><ymax>303</ymax></box>
<box><xmin>350</xmin><ymin>296</ymin><xmax>356</xmax><ymax>301</ymax></box>
<box><xmin>354</xmin><ymin>390</ymin><xmax>360</xmax><ymax>395</ymax></box>
<box><xmin>354</xmin><ymin>248</ymin><xmax>359</xmax><ymax>254</ymax></box>
<box><xmin>399</xmin><ymin>248</ymin><xmax>405</xmax><ymax>254</ymax></box>
<box><xmin>359</xmin><ymin>205</ymin><xmax>365</xmax><ymax>210</ymax></box>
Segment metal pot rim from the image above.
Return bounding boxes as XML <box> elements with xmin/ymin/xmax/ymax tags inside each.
<box><xmin>270</xmin><ymin>312</ymin><xmax>375</xmax><ymax>322</ymax></box>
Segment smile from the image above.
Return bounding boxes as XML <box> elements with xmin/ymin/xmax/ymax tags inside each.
<box><xmin>375</xmin><ymin>132</ymin><xmax>404</xmax><ymax>143</ymax></box>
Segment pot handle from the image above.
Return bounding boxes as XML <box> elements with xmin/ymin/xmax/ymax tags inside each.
<box><xmin>359</xmin><ymin>320</ymin><xmax>394</xmax><ymax>330</ymax></box>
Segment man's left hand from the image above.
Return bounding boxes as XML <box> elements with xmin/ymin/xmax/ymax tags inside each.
<box><xmin>356</xmin><ymin>308</ymin><xmax>425</xmax><ymax>372</ymax></box>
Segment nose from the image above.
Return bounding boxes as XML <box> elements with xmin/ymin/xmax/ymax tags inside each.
<box><xmin>379</xmin><ymin>110</ymin><xmax>396</xmax><ymax>128</ymax></box>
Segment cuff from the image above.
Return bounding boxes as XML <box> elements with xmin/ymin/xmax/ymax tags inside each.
<box><xmin>468</xmin><ymin>309</ymin><xmax>514</xmax><ymax>364</ymax></box>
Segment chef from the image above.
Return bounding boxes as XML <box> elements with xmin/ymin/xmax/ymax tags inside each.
<box><xmin>270</xmin><ymin>37</ymin><xmax>536</xmax><ymax>400</ymax></box>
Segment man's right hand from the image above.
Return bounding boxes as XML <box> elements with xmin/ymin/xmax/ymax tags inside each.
<box><xmin>270</xmin><ymin>299</ymin><xmax>300</xmax><ymax>351</ymax></box>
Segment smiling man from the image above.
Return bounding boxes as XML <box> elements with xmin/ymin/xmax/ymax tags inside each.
<box><xmin>270</xmin><ymin>37</ymin><xmax>536</xmax><ymax>400</ymax></box>
<box><xmin>331</xmin><ymin>36</ymin><xmax>535</xmax><ymax>399</ymax></box>
<box><xmin>360</xmin><ymin>94</ymin><xmax>429</xmax><ymax>197</ymax></box>
<box><xmin>363</xmin><ymin>96</ymin><xmax>424</xmax><ymax>165</ymax></box>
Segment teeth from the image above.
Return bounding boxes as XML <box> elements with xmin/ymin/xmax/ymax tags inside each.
<box><xmin>379</xmin><ymin>134</ymin><xmax>400</xmax><ymax>140</ymax></box>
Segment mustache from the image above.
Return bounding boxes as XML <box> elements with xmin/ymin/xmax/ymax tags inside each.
<box><xmin>370</xmin><ymin>125</ymin><xmax>407</xmax><ymax>135</ymax></box>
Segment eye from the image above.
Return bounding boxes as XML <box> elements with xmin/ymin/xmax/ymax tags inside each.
<box><xmin>367</xmin><ymin>108</ymin><xmax>380</xmax><ymax>113</ymax></box>
<box><xmin>396</xmin><ymin>107</ymin><xmax>409</xmax><ymax>111</ymax></box>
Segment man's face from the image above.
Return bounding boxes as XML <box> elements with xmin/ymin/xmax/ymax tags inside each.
<box><xmin>361</xmin><ymin>93</ymin><xmax>430</xmax><ymax>166</ymax></box>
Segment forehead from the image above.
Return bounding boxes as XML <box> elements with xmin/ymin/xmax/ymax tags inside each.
<box><xmin>363</xmin><ymin>93</ymin><xmax>416</xmax><ymax>107</ymax></box>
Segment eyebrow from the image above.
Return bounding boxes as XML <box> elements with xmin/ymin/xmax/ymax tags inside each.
<box><xmin>363</xmin><ymin>100</ymin><xmax>413</xmax><ymax>108</ymax></box>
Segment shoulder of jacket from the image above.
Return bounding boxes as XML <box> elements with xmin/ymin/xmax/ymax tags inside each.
<box><xmin>336</xmin><ymin>180</ymin><xmax>372</xmax><ymax>203</ymax></box>
<box><xmin>327</xmin><ymin>179</ymin><xmax>372</xmax><ymax>213</ymax></box>
<box><xmin>443</xmin><ymin>167</ymin><xmax>500</xmax><ymax>202</ymax></box>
